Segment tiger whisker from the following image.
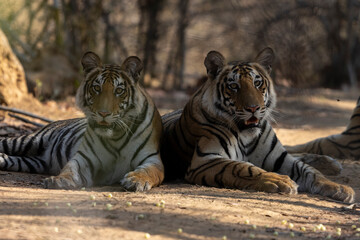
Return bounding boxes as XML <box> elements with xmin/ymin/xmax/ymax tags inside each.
<box><xmin>116</xmin><ymin>119</ymin><xmax>133</xmax><ymax>135</ymax></box>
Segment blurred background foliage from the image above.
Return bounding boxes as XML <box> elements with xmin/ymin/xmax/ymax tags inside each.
<box><xmin>0</xmin><ymin>0</ymin><xmax>359</xmax><ymax>100</ymax></box>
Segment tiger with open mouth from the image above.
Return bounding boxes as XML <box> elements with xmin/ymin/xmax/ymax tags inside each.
<box><xmin>160</xmin><ymin>48</ymin><xmax>355</xmax><ymax>203</ymax></box>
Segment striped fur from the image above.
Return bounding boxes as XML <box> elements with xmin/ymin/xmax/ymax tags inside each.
<box><xmin>0</xmin><ymin>52</ymin><xmax>164</xmax><ymax>191</ymax></box>
<box><xmin>161</xmin><ymin>48</ymin><xmax>354</xmax><ymax>202</ymax></box>
<box><xmin>286</xmin><ymin>96</ymin><xmax>360</xmax><ymax>160</ymax></box>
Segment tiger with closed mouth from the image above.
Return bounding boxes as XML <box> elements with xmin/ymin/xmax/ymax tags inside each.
<box><xmin>160</xmin><ymin>48</ymin><xmax>355</xmax><ymax>203</ymax></box>
<box><xmin>0</xmin><ymin>52</ymin><xmax>164</xmax><ymax>191</ymax></box>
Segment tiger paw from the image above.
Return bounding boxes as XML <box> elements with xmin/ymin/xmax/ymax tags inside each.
<box><xmin>308</xmin><ymin>155</ymin><xmax>342</xmax><ymax>176</ymax></box>
<box><xmin>44</xmin><ymin>176</ymin><xmax>79</xmax><ymax>189</ymax></box>
<box><xmin>313</xmin><ymin>178</ymin><xmax>355</xmax><ymax>203</ymax></box>
<box><xmin>293</xmin><ymin>153</ymin><xmax>342</xmax><ymax>176</ymax></box>
<box><xmin>251</xmin><ymin>172</ymin><xmax>298</xmax><ymax>194</ymax></box>
<box><xmin>121</xmin><ymin>171</ymin><xmax>152</xmax><ymax>192</ymax></box>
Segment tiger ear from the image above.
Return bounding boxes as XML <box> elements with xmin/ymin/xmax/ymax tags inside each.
<box><xmin>81</xmin><ymin>51</ymin><xmax>102</xmax><ymax>74</ymax></box>
<box><xmin>204</xmin><ymin>51</ymin><xmax>226</xmax><ymax>79</ymax></box>
<box><xmin>121</xmin><ymin>56</ymin><xmax>143</xmax><ymax>82</ymax></box>
<box><xmin>255</xmin><ymin>47</ymin><xmax>275</xmax><ymax>73</ymax></box>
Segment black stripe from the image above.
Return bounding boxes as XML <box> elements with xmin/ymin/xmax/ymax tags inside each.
<box><xmin>344</xmin><ymin>125</ymin><xmax>360</xmax><ymax>133</ymax></box>
<box><xmin>204</xmin><ymin>128</ymin><xmax>231</xmax><ymax>158</ymax></box>
<box><xmin>2</xmin><ymin>139</ymin><xmax>9</xmax><ymax>154</ymax></box>
<box><xmin>22</xmin><ymin>158</ymin><xmax>37</xmax><ymax>173</ymax></box>
<box><xmin>11</xmin><ymin>138</ymin><xmax>17</xmax><ymax>155</ymax></box>
<box><xmin>131</xmin><ymin>130</ymin><xmax>153</xmax><ymax>161</ymax></box>
<box><xmin>28</xmin><ymin>156</ymin><xmax>41</xmax><ymax>169</ymax></box>
<box><xmin>8</xmin><ymin>158</ymin><xmax>14</xmax><ymax>169</ymax></box>
<box><xmin>36</xmin><ymin>136</ymin><xmax>45</xmax><ymax>155</ymax></box>
<box><xmin>289</xmin><ymin>160</ymin><xmax>296</xmax><ymax>179</ymax></box>
<box><xmin>17</xmin><ymin>158</ymin><xmax>22</xmax><ymax>172</ymax></box>
<box><xmin>66</xmin><ymin>133</ymin><xmax>84</xmax><ymax>159</ymax></box>
<box><xmin>33</xmin><ymin>157</ymin><xmax>48</xmax><ymax>173</ymax></box>
<box><xmin>261</xmin><ymin>134</ymin><xmax>278</xmax><ymax>168</ymax></box>
<box><xmin>273</xmin><ymin>151</ymin><xmax>287</xmax><ymax>172</ymax></box>
<box><xmin>214</xmin><ymin>162</ymin><xmax>234</xmax><ymax>187</ymax></box>
<box><xmin>214</xmin><ymin>102</ymin><xmax>233</xmax><ymax>115</ymax></box>
<box><xmin>196</xmin><ymin>144</ymin><xmax>220</xmax><ymax>157</ymax></box>
<box><xmin>246</xmin><ymin>124</ymin><xmax>267</xmax><ymax>155</ymax></box>
<box><xmin>134</xmin><ymin>109</ymin><xmax>155</xmax><ymax>139</ymax></box>
<box><xmin>84</xmin><ymin>134</ymin><xmax>103</xmax><ymax>169</ymax></box>
<box><xmin>3</xmin><ymin>155</ymin><xmax>8</xmax><ymax>169</ymax></box>
<box><xmin>98</xmin><ymin>132</ymin><xmax>117</xmax><ymax>156</ymax></box>
<box><xmin>118</xmin><ymin>100</ymin><xmax>149</xmax><ymax>151</ymax></box>
<box><xmin>248</xmin><ymin>166</ymin><xmax>254</xmax><ymax>177</ymax></box>
<box><xmin>21</xmin><ymin>122</ymin><xmax>58</xmax><ymax>155</ymax></box>
<box><xmin>78</xmin><ymin>150</ymin><xmax>95</xmax><ymax>176</ymax></box>
<box><xmin>15</xmin><ymin>135</ymin><xmax>27</xmax><ymax>155</ymax></box>
<box><xmin>350</xmin><ymin>113</ymin><xmax>360</xmax><ymax>119</ymax></box>
<box><xmin>262</xmin><ymin>124</ymin><xmax>272</xmax><ymax>143</ymax></box>
<box><xmin>51</xmin><ymin>125</ymin><xmax>80</xmax><ymax>168</ymax></box>
<box><xmin>327</xmin><ymin>138</ymin><xmax>359</xmax><ymax>150</ymax></box>
<box><xmin>216</xmin><ymin>82</ymin><xmax>221</xmax><ymax>100</ymax></box>
<box><xmin>187</xmin><ymin>158</ymin><xmax>225</xmax><ymax>177</ymax></box>
<box><xmin>201</xmin><ymin>108</ymin><xmax>238</xmax><ymax>139</ymax></box>
<box><xmin>341</xmin><ymin>131</ymin><xmax>360</xmax><ymax>136</ymax></box>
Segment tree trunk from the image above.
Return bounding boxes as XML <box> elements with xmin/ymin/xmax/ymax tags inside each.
<box><xmin>173</xmin><ymin>0</ymin><xmax>189</xmax><ymax>90</ymax></box>
<box><xmin>161</xmin><ymin>0</ymin><xmax>189</xmax><ymax>90</ymax></box>
<box><xmin>0</xmin><ymin>28</ymin><xmax>28</xmax><ymax>105</ymax></box>
<box><xmin>137</xmin><ymin>0</ymin><xmax>165</xmax><ymax>86</ymax></box>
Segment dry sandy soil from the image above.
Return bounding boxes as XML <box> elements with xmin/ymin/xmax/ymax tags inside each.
<box><xmin>1</xmin><ymin>88</ymin><xmax>360</xmax><ymax>240</ymax></box>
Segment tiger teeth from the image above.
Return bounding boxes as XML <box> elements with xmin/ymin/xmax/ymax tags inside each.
<box><xmin>245</xmin><ymin>119</ymin><xmax>259</xmax><ymax>125</ymax></box>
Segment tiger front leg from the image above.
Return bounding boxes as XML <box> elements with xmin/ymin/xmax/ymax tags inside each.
<box><xmin>121</xmin><ymin>158</ymin><xmax>164</xmax><ymax>192</ymax></box>
<box><xmin>291</xmin><ymin>153</ymin><xmax>342</xmax><ymax>176</ymax></box>
<box><xmin>278</xmin><ymin>155</ymin><xmax>355</xmax><ymax>203</ymax></box>
<box><xmin>44</xmin><ymin>159</ymin><xmax>91</xmax><ymax>189</ymax></box>
<box><xmin>186</xmin><ymin>139</ymin><xmax>298</xmax><ymax>194</ymax></box>
<box><xmin>311</xmin><ymin>175</ymin><xmax>355</xmax><ymax>203</ymax></box>
<box><xmin>186</xmin><ymin>158</ymin><xmax>297</xmax><ymax>194</ymax></box>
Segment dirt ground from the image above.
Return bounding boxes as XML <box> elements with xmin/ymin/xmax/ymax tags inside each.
<box><xmin>1</xmin><ymin>88</ymin><xmax>360</xmax><ymax>240</ymax></box>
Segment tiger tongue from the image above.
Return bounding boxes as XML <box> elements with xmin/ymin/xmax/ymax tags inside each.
<box><xmin>245</xmin><ymin>116</ymin><xmax>259</xmax><ymax>125</ymax></box>
<box><xmin>98</xmin><ymin>121</ymin><xmax>111</xmax><ymax>126</ymax></box>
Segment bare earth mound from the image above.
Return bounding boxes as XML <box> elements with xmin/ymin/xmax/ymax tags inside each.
<box><xmin>1</xmin><ymin>88</ymin><xmax>360</xmax><ymax>240</ymax></box>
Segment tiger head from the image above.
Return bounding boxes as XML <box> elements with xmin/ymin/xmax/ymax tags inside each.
<box><xmin>76</xmin><ymin>52</ymin><xmax>143</xmax><ymax>137</ymax></box>
<box><xmin>203</xmin><ymin>47</ymin><xmax>276</xmax><ymax>134</ymax></box>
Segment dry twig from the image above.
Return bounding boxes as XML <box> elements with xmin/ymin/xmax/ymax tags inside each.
<box><xmin>0</xmin><ymin>105</ymin><xmax>53</xmax><ymax>123</ymax></box>
<box><xmin>8</xmin><ymin>113</ymin><xmax>44</xmax><ymax>128</ymax></box>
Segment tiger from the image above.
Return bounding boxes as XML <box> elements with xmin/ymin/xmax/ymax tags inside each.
<box><xmin>285</xmin><ymin>96</ymin><xmax>360</xmax><ymax>160</ymax></box>
<box><xmin>160</xmin><ymin>48</ymin><xmax>355</xmax><ymax>203</ymax></box>
<box><xmin>0</xmin><ymin>52</ymin><xmax>164</xmax><ymax>191</ymax></box>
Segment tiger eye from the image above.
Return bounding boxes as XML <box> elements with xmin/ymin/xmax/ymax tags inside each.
<box><xmin>93</xmin><ymin>85</ymin><xmax>101</xmax><ymax>92</ymax></box>
<box><xmin>229</xmin><ymin>83</ymin><xmax>239</xmax><ymax>90</ymax></box>
<box><xmin>115</xmin><ymin>88</ymin><xmax>124</xmax><ymax>95</ymax></box>
<box><xmin>254</xmin><ymin>79</ymin><xmax>262</xmax><ymax>88</ymax></box>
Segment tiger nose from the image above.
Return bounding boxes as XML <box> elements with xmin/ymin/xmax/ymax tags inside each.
<box><xmin>244</xmin><ymin>105</ymin><xmax>260</xmax><ymax>113</ymax></box>
<box><xmin>98</xmin><ymin>111</ymin><xmax>111</xmax><ymax>117</ymax></box>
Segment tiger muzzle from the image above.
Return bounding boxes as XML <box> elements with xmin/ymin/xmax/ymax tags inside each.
<box><xmin>244</xmin><ymin>105</ymin><xmax>260</xmax><ymax>126</ymax></box>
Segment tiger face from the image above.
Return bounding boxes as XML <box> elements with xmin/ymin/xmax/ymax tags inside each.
<box><xmin>203</xmin><ymin>48</ymin><xmax>276</xmax><ymax>134</ymax></box>
<box><xmin>76</xmin><ymin>52</ymin><xmax>143</xmax><ymax>137</ymax></box>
